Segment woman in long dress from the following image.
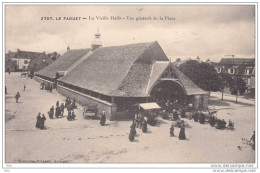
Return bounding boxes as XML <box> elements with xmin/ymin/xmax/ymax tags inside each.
<box><xmin>179</xmin><ymin>123</ymin><xmax>186</xmax><ymax>140</ymax></box>
<box><xmin>36</xmin><ymin>113</ymin><xmax>41</xmax><ymax>128</ymax></box>
<box><xmin>39</xmin><ymin>114</ymin><xmax>46</xmax><ymax>130</ymax></box>
<box><xmin>100</xmin><ymin>111</ymin><xmax>106</xmax><ymax>126</ymax></box>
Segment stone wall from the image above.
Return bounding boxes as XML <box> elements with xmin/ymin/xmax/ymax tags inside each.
<box><xmin>191</xmin><ymin>94</ymin><xmax>210</xmax><ymax>110</ymax></box>
<box><xmin>34</xmin><ymin>76</ymin><xmax>54</xmax><ymax>86</ymax></box>
<box><xmin>57</xmin><ymin>85</ymin><xmax>117</xmax><ymax>120</ymax></box>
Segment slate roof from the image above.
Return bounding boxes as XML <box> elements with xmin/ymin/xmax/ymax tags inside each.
<box><xmin>58</xmin><ymin>41</ymin><xmax>168</xmax><ymax>97</ymax></box>
<box><xmin>37</xmin><ymin>49</ymin><xmax>91</xmax><ymax>78</ymax></box>
<box><xmin>37</xmin><ymin>41</ymin><xmax>207</xmax><ymax>97</ymax></box>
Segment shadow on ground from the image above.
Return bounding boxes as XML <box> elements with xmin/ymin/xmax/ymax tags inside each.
<box><xmin>209</xmin><ymin>98</ymin><xmax>254</xmax><ymax>107</ymax></box>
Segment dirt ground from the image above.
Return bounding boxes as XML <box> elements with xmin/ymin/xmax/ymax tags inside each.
<box><xmin>5</xmin><ymin>72</ymin><xmax>255</xmax><ymax>163</ymax></box>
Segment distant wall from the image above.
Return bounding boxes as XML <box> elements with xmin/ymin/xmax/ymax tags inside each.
<box><xmin>57</xmin><ymin>85</ymin><xmax>117</xmax><ymax>120</ymax></box>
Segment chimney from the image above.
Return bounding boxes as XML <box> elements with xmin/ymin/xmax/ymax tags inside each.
<box><xmin>91</xmin><ymin>28</ymin><xmax>102</xmax><ymax>51</ymax></box>
<box><xmin>67</xmin><ymin>45</ymin><xmax>70</xmax><ymax>52</ymax></box>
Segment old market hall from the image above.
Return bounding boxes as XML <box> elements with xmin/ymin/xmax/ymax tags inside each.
<box><xmin>35</xmin><ymin>32</ymin><xmax>209</xmax><ymax>120</ymax></box>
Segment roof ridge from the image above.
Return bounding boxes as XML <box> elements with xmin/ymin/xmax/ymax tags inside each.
<box><xmin>64</xmin><ymin>50</ymin><xmax>94</xmax><ymax>75</ymax></box>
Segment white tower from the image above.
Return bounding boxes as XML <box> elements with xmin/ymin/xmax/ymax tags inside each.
<box><xmin>91</xmin><ymin>28</ymin><xmax>102</xmax><ymax>51</ymax></box>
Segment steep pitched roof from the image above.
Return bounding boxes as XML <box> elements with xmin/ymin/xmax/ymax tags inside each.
<box><xmin>36</xmin><ymin>49</ymin><xmax>91</xmax><ymax>78</ymax></box>
<box><xmin>58</xmin><ymin>41</ymin><xmax>169</xmax><ymax>97</ymax></box>
<box><xmin>147</xmin><ymin>61</ymin><xmax>170</xmax><ymax>93</ymax></box>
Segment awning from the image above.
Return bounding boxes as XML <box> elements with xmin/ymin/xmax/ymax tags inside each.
<box><xmin>139</xmin><ymin>102</ymin><xmax>161</xmax><ymax>110</ymax></box>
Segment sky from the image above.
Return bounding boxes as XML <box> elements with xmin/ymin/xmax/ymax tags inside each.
<box><xmin>5</xmin><ymin>5</ymin><xmax>255</xmax><ymax>62</ymax></box>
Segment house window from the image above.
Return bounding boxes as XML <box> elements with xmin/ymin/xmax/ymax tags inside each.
<box><xmin>24</xmin><ymin>60</ymin><xmax>28</xmax><ymax>64</ymax></box>
<box><xmin>229</xmin><ymin>68</ymin><xmax>235</xmax><ymax>74</ymax></box>
<box><xmin>246</xmin><ymin>69</ymin><xmax>251</xmax><ymax>75</ymax></box>
<box><xmin>248</xmin><ymin>78</ymin><xmax>251</xmax><ymax>85</ymax></box>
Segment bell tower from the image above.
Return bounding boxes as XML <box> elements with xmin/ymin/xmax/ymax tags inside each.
<box><xmin>91</xmin><ymin>28</ymin><xmax>102</xmax><ymax>51</ymax></box>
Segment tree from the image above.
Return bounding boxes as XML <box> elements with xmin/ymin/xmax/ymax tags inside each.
<box><xmin>218</xmin><ymin>73</ymin><xmax>232</xmax><ymax>100</ymax></box>
<box><xmin>178</xmin><ymin>60</ymin><xmax>220</xmax><ymax>92</ymax></box>
<box><xmin>229</xmin><ymin>76</ymin><xmax>247</xmax><ymax>103</ymax></box>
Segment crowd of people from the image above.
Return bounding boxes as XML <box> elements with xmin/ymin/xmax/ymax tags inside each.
<box><xmin>47</xmin><ymin>97</ymin><xmax>77</xmax><ymax>121</ymax></box>
<box><xmin>157</xmin><ymin>99</ymin><xmax>235</xmax><ymax>131</ymax></box>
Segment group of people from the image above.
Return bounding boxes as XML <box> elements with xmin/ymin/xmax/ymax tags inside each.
<box><xmin>65</xmin><ymin>98</ymin><xmax>77</xmax><ymax>121</ymax></box>
<box><xmin>48</xmin><ymin>98</ymin><xmax>77</xmax><ymax>121</ymax></box>
<box><xmin>129</xmin><ymin>117</ymin><xmax>148</xmax><ymax>142</ymax></box>
<box><xmin>36</xmin><ymin>113</ymin><xmax>46</xmax><ymax>130</ymax></box>
<box><xmin>157</xmin><ymin>99</ymin><xmax>180</xmax><ymax>114</ymax></box>
<box><xmin>192</xmin><ymin>110</ymin><xmax>206</xmax><ymax>124</ymax></box>
<box><xmin>40</xmin><ymin>82</ymin><xmax>53</xmax><ymax>92</ymax></box>
<box><xmin>160</xmin><ymin>109</ymin><xmax>180</xmax><ymax>121</ymax></box>
<box><xmin>169</xmin><ymin>121</ymin><xmax>186</xmax><ymax>140</ymax></box>
<box><xmin>209</xmin><ymin>116</ymin><xmax>234</xmax><ymax>130</ymax></box>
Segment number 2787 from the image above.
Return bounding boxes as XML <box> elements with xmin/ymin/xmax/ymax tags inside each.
<box><xmin>41</xmin><ymin>17</ymin><xmax>53</xmax><ymax>20</ymax></box>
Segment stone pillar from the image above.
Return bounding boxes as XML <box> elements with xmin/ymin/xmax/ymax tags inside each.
<box><xmin>110</xmin><ymin>104</ymin><xmax>117</xmax><ymax>121</ymax></box>
<box><xmin>202</xmin><ymin>94</ymin><xmax>209</xmax><ymax>110</ymax></box>
<box><xmin>193</xmin><ymin>95</ymin><xmax>200</xmax><ymax>110</ymax></box>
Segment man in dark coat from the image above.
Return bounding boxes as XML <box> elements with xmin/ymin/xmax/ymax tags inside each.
<box><xmin>36</xmin><ymin>113</ymin><xmax>41</xmax><ymax>128</ymax></box>
<box><xmin>15</xmin><ymin>92</ymin><xmax>21</xmax><ymax>103</ymax></box>
<box><xmin>55</xmin><ymin>105</ymin><xmax>61</xmax><ymax>118</ymax></box>
<box><xmin>100</xmin><ymin>111</ymin><xmax>106</xmax><ymax>126</ymax></box>
<box><xmin>170</xmin><ymin>124</ymin><xmax>174</xmax><ymax>137</ymax></box>
<box><xmin>40</xmin><ymin>114</ymin><xmax>46</xmax><ymax>130</ymax></box>
<box><xmin>50</xmin><ymin>85</ymin><xmax>53</xmax><ymax>92</ymax></box>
